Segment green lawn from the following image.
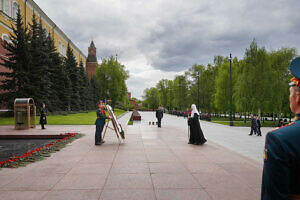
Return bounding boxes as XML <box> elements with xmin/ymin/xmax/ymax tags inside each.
<box><xmin>0</xmin><ymin>109</ymin><xmax>126</xmax><ymax>125</ymax></box>
<box><xmin>127</xmin><ymin>119</ymin><xmax>133</xmax><ymax>125</ymax></box>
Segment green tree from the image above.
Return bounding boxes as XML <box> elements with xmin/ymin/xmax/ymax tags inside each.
<box><xmin>90</xmin><ymin>77</ymin><xmax>100</xmax><ymax>108</ymax></box>
<box><xmin>156</xmin><ymin>79</ymin><xmax>169</xmax><ymax>108</ymax></box>
<box><xmin>235</xmin><ymin>39</ymin><xmax>272</xmax><ymax>115</ymax></box>
<box><xmin>166</xmin><ymin>80</ymin><xmax>175</xmax><ymax>110</ymax></box>
<box><xmin>28</xmin><ymin>13</ymin><xmax>49</xmax><ymax>107</ymax></box>
<box><xmin>78</xmin><ymin>60</ymin><xmax>91</xmax><ymax>110</ymax></box>
<box><xmin>199</xmin><ymin>64</ymin><xmax>217</xmax><ymax>113</ymax></box>
<box><xmin>143</xmin><ymin>87</ymin><xmax>160</xmax><ymax>109</ymax></box>
<box><xmin>187</xmin><ymin>64</ymin><xmax>205</xmax><ymax>110</ymax></box>
<box><xmin>95</xmin><ymin>56</ymin><xmax>129</xmax><ymax>108</ymax></box>
<box><xmin>64</xmin><ymin>43</ymin><xmax>80</xmax><ymax>111</ymax></box>
<box><xmin>268</xmin><ymin>48</ymin><xmax>297</xmax><ymax>116</ymax></box>
<box><xmin>46</xmin><ymin>32</ymin><xmax>66</xmax><ymax>111</ymax></box>
<box><xmin>214</xmin><ymin>57</ymin><xmax>238</xmax><ymax>113</ymax></box>
<box><xmin>0</xmin><ymin>8</ymin><xmax>31</xmax><ymax>108</ymax></box>
<box><xmin>173</xmin><ymin>75</ymin><xmax>189</xmax><ymax>110</ymax></box>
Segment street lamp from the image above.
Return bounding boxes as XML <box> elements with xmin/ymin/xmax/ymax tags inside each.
<box><xmin>197</xmin><ymin>71</ymin><xmax>200</xmax><ymax>110</ymax></box>
<box><xmin>178</xmin><ymin>77</ymin><xmax>182</xmax><ymax>110</ymax></box>
<box><xmin>229</xmin><ymin>53</ymin><xmax>234</xmax><ymax>126</ymax></box>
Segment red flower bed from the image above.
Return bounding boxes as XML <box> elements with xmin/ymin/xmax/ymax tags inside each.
<box><xmin>0</xmin><ymin>133</ymin><xmax>82</xmax><ymax>168</ymax></box>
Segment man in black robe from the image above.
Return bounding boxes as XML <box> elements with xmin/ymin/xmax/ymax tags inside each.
<box><xmin>188</xmin><ymin>104</ymin><xmax>207</xmax><ymax>145</ymax></box>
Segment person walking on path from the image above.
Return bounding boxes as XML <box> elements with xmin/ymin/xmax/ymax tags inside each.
<box><xmin>277</xmin><ymin>119</ymin><xmax>284</xmax><ymax>127</ymax></box>
<box><xmin>95</xmin><ymin>101</ymin><xmax>109</xmax><ymax>145</ymax></box>
<box><xmin>39</xmin><ymin>103</ymin><xmax>47</xmax><ymax>130</ymax></box>
<box><xmin>188</xmin><ymin>104</ymin><xmax>207</xmax><ymax>145</ymax></box>
<box><xmin>261</xmin><ymin>57</ymin><xmax>300</xmax><ymax>199</ymax></box>
<box><xmin>249</xmin><ymin>114</ymin><xmax>257</xmax><ymax>136</ymax></box>
<box><xmin>256</xmin><ymin>116</ymin><xmax>262</xmax><ymax>136</ymax></box>
<box><xmin>156</xmin><ymin>105</ymin><xmax>163</xmax><ymax>128</ymax></box>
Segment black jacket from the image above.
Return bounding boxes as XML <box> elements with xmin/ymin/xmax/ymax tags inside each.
<box><xmin>156</xmin><ymin>109</ymin><xmax>163</xmax><ymax>119</ymax></box>
<box><xmin>39</xmin><ymin>108</ymin><xmax>47</xmax><ymax>124</ymax></box>
<box><xmin>251</xmin><ymin>117</ymin><xmax>257</xmax><ymax>128</ymax></box>
<box><xmin>257</xmin><ymin>118</ymin><xmax>261</xmax><ymax>128</ymax></box>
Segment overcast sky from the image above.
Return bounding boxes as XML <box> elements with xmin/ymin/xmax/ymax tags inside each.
<box><xmin>35</xmin><ymin>0</ymin><xmax>300</xmax><ymax>99</ymax></box>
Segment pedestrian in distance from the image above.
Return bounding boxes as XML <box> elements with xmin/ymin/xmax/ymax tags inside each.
<box><xmin>277</xmin><ymin>119</ymin><xmax>284</xmax><ymax>127</ymax></box>
<box><xmin>188</xmin><ymin>104</ymin><xmax>207</xmax><ymax>145</ymax></box>
<box><xmin>249</xmin><ymin>114</ymin><xmax>257</xmax><ymax>136</ymax></box>
<box><xmin>256</xmin><ymin>116</ymin><xmax>262</xmax><ymax>136</ymax></box>
<box><xmin>156</xmin><ymin>105</ymin><xmax>163</xmax><ymax>128</ymax></box>
<box><xmin>95</xmin><ymin>101</ymin><xmax>109</xmax><ymax>145</ymax></box>
<box><xmin>39</xmin><ymin>103</ymin><xmax>47</xmax><ymax>129</ymax></box>
<box><xmin>261</xmin><ymin>57</ymin><xmax>300</xmax><ymax>199</ymax></box>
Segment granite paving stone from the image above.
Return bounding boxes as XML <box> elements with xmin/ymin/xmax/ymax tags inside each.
<box><xmin>42</xmin><ymin>189</ymin><xmax>101</xmax><ymax>200</ymax></box>
<box><xmin>155</xmin><ymin>189</ymin><xmax>211</xmax><ymax>200</ymax></box>
<box><xmin>0</xmin><ymin>191</ymin><xmax>48</xmax><ymax>200</ymax></box>
<box><xmin>104</xmin><ymin>174</ymin><xmax>153</xmax><ymax>189</ymax></box>
<box><xmin>0</xmin><ymin>111</ymin><xmax>263</xmax><ymax>199</ymax></box>
<box><xmin>53</xmin><ymin>174</ymin><xmax>107</xmax><ymax>190</ymax></box>
<box><xmin>100</xmin><ymin>189</ymin><xmax>156</xmax><ymax>200</ymax></box>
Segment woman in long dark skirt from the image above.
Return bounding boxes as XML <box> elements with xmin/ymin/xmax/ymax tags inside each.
<box><xmin>188</xmin><ymin>104</ymin><xmax>207</xmax><ymax>145</ymax></box>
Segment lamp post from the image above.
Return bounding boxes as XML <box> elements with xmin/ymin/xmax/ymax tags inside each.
<box><xmin>178</xmin><ymin>77</ymin><xmax>182</xmax><ymax>110</ymax></box>
<box><xmin>229</xmin><ymin>53</ymin><xmax>234</xmax><ymax>126</ymax></box>
<box><xmin>197</xmin><ymin>71</ymin><xmax>200</xmax><ymax>110</ymax></box>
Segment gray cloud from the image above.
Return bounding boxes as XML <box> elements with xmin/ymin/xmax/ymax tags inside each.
<box><xmin>34</xmin><ymin>0</ymin><xmax>300</xmax><ymax>98</ymax></box>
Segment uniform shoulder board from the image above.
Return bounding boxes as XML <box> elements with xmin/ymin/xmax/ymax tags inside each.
<box><xmin>264</xmin><ymin>148</ymin><xmax>268</xmax><ymax>161</ymax></box>
<box><xmin>271</xmin><ymin>122</ymin><xmax>294</xmax><ymax>132</ymax></box>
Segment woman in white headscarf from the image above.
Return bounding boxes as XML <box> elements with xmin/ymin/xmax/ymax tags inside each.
<box><xmin>188</xmin><ymin>104</ymin><xmax>207</xmax><ymax>145</ymax></box>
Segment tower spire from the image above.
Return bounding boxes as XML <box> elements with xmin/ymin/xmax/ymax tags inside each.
<box><xmin>86</xmin><ymin>40</ymin><xmax>98</xmax><ymax>78</ymax></box>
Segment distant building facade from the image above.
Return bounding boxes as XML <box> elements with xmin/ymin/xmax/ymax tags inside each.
<box><xmin>0</xmin><ymin>0</ymin><xmax>86</xmax><ymax>64</ymax></box>
<box><xmin>0</xmin><ymin>0</ymin><xmax>86</xmax><ymax>109</ymax></box>
<box><xmin>127</xmin><ymin>92</ymin><xmax>131</xmax><ymax>100</ymax></box>
<box><xmin>127</xmin><ymin>92</ymin><xmax>142</xmax><ymax>108</ymax></box>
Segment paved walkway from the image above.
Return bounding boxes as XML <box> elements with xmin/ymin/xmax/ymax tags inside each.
<box><xmin>137</xmin><ymin>112</ymin><xmax>274</xmax><ymax>163</ymax></box>
<box><xmin>0</xmin><ymin>111</ymin><xmax>263</xmax><ymax>200</ymax></box>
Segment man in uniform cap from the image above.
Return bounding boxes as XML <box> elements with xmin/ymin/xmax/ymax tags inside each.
<box><xmin>95</xmin><ymin>101</ymin><xmax>109</xmax><ymax>145</ymax></box>
<box><xmin>261</xmin><ymin>57</ymin><xmax>300</xmax><ymax>199</ymax></box>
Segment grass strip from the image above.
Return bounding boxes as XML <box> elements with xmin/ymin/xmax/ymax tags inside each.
<box><xmin>0</xmin><ymin>109</ymin><xmax>125</xmax><ymax>125</ymax></box>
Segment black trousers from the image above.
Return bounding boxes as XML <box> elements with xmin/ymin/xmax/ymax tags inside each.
<box><xmin>157</xmin><ymin>118</ymin><xmax>162</xmax><ymax>128</ymax></box>
<box><xmin>249</xmin><ymin>127</ymin><xmax>257</xmax><ymax>135</ymax></box>
<box><xmin>95</xmin><ymin>124</ymin><xmax>104</xmax><ymax>144</ymax></box>
<box><xmin>257</xmin><ymin>127</ymin><xmax>261</xmax><ymax>136</ymax></box>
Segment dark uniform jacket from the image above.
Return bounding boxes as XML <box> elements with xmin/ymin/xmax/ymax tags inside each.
<box><xmin>95</xmin><ymin>108</ymin><xmax>107</xmax><ymax>126</ymax></box>
<box><xmin>251</xmin><ymin>117</ymin><xmax>257</xmax><ymax>128</ymax></box>
<box><xmin>257</xmin><ymin>118</ymin><xmax>261</xmax><ymax>128</ymax></box>
<box><xmin>39</xmin><ymin>108</ymin><xmax>47</xmax><ymax>124</ymax></box>
<box><xmin>261</xmin><ymin>114</ymin><xmax>300</xmax><ymax>200</ymax></box>
<box><xmin>156</xmin><ymin>109</ymin><xmax>163</xmax><ymax>119</ymax></box>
